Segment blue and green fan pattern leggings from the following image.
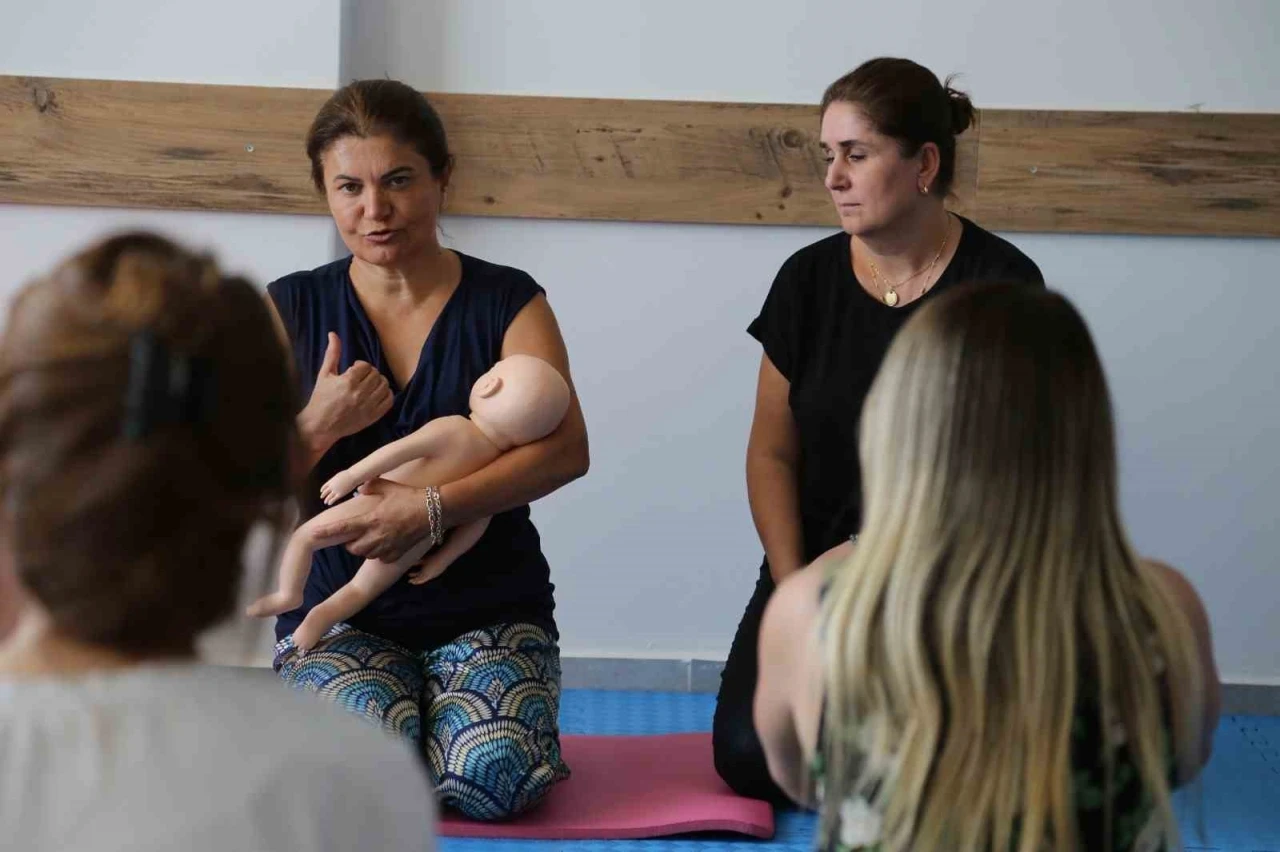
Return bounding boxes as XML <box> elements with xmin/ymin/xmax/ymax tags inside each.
<box><xmin>274</xmin><ymin>621</ymin><xmax>569</xmax><ymax>821</ymax></box>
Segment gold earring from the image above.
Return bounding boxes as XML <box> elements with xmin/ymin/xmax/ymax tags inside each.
<box><xmin>920</xmin><ymin>184</ymin><xmax>929</xmax><ymax>195</ymax></box>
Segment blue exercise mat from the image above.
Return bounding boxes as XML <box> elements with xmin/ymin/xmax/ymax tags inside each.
<box><xmin>442</xmin><ymin>690</ymin><xmax>1279</xmax><ymax>852</ymax></box>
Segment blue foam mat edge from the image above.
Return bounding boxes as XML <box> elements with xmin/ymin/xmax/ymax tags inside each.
<box><xmin>442</xmin><ymin>690</ymin><xmax>1279</xmax><ymax>852</ymax></box>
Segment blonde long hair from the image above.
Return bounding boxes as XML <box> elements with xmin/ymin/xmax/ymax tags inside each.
<box><xmin>820</xmin><ymin>283</ymin><xmax>1202</xmax><ymax>851</ymax></box>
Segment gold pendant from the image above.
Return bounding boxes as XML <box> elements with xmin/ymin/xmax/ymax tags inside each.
<box><xmin>883</xmin><ymin>289</ymin><xmax>899</xmax><ymax>307</ymax></box>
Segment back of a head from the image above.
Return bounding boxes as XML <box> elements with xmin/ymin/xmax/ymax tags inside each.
<box><xmin>862</xmin><ymin>282</ymin><xmax>1118</xmax><ymax>546</ymax></box>
<box><xmin>0</xmin><ymin>233</ymin><xmax>296</xmax><ymax>658</ymax></box>
<box><xmin>820</xmin><ymin>283</ymin><xmax>1202</xmax><ymax>851</ymax></box>
<box><xmin>481</xmin><ymin>354</ymin><xmax>571</xmax><ymax>446</ymax></box>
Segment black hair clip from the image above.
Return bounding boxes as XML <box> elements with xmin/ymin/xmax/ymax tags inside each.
<box><xmin>123</xmin><ymin>331</ymin><xmax>216</xmax><ymax>440</ymax></box>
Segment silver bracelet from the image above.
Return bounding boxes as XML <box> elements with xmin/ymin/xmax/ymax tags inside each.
<box><xmin>423</xmin><ymin>485</ymin><xmax>444</xmax><ymax>547</ymax></box>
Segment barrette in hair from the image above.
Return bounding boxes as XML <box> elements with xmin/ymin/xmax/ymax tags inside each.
<box><xmin>122</xmin><ymin>331</ymin><xmax>216</xmax><ymax>440</ymax></box>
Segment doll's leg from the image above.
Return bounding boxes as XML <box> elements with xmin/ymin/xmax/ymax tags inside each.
<box><xmin>291</xmin><ymin>533</ymin><xmax>440</xmax><ymax>651</ymax></box>
<box><xmin>245</xmin><ymin>500</ymin><xmax>369</xmax><ymax>618</ymax></box>
<box><xmin>408</xmin><ymin>516</ymin><xmax>492</xmax><ymax>585</ymax></box>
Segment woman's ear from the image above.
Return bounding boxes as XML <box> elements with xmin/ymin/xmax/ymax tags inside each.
<box><xmin>917</xmin><ymin>141</ymin><xmax>941</xmax><ymax>194</ymax></box>
<box><xmin>439</xmin><ymin>159</ymin><xmax>455</xmax><ymax>206</ymax></box>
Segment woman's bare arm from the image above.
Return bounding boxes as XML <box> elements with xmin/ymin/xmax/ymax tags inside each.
<box><xmin>747</xmin><ymin>353</ymin><xmax>805</xmax><ymax>581</ymax></box>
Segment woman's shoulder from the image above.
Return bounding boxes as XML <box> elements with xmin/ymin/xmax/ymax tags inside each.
<box><xmin>757</xmin><ymin>231</ymin><xmax>850</xmax><ymax>319</ymax></box>
<box><xmin>266</xmin><ymin>257</ymin><xmax>352</xmax><ymax>302</ymax></box>
<box><xmin>454</xmin><ymin>253</ymin><xmax>547</xmax><ymax>332</ymax></box>
<box><xmin>0</xmin><ymin>664</ymin><xmax>415</xmax><ymax>764</ymax></box>
<box><xmin>1139</xmin><ymin>560</ymin><xmax>1204</xmax><ymax>618</ymax></box>
<box><xmin>457</xmin><ymin>251</ymin><xmax>542</xmax><ymax>293</ymax></box>
<box><xmin>954</xmin><ymin>215</ymin><xmax>1045</xmax><ymax>286</ymax></box>
<box><xmin>1141</xmin><ymin>560</ymin><xmax>1213</xmax><ymax>650</ymax></box>
<box><xmin>0</xmin><ymin>665</ymin><xmax>435</xmax><ymax>850</ymax></box>
<box><xmin>776</xmin><ymin>230</ymin><xmax>850</xmax><ymax>280</ymax></box>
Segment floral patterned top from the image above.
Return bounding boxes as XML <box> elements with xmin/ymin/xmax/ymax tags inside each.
<box><xmin>811</xmin><ymin>630</ymin><xmax>1173</xmax><ymax>850</ymax></box>
<box><xmin>808</xmin><ymin>560</ymin><xmax>1172</xmax><ymax>849</ymax></box>
<box><xmin>811</xmin><ymin>695</ymin><xmax>1170</xmax><ymax>852</ymax></box>
<box><xmin>811</xmin><ymin>542</ymin><xmax>1175</xmax><ymax>850</ymax></box>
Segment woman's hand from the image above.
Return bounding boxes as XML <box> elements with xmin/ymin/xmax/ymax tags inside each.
<box><xmin>297</xmin><ymin>333</ymin><xmax>394</xmax><ymax>466</ymax></box>
<box><xmin>307</xmin><ymin>477</ymin><xmax>430</xmax><ymax>563</ymax></box>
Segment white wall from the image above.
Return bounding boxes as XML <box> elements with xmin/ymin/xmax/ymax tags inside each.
<box><xmin>0</xmin><ymin>0</ymin><xmax>343</xmax><ymax>293</ymax></box>
<box><xmin>0</xmin><ymin>0</ymin><xmax>344</xmax><ymax>664</ymax></box>
<box><xmin>342</xmin><ymin>0</ymin><xmax>1280</xmax><ymax>110</ymax></box>
<box><xmin>343</xmin><ymin>0</ymin><xmax>1280</xmax><ymax>682</ymax></box>
<box><xmin>0</xmin><ymin>0</ymin><xmax>344</xmax><ymax>279</ymax></box>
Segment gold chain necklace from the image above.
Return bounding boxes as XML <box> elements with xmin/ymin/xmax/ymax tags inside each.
<box><xmin>867</xmin><ymin>216</ymin><xmax>951</xmax><ymax>307</ymax></box>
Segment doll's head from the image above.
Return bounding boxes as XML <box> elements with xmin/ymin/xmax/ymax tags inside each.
<box><xmin>0</xmin><ymin>233</ymin><xmax>296</xmax><ymax>657</ymax></box>
<box><xmin>468</xmin><ymin>354</ymin><xmax>570</xmax><ymax>450</ymax></box>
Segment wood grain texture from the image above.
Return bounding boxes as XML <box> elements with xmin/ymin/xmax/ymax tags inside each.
<box><xmin>435</xmin><ymin>92</ymin><xmax>839</xmax><ymax>226</ymax></box>
<box><xmin>0</xmin><ymin>76</ymin><xmax>330</xmax><ymax>214</ymax></box>
<box><xmin>975</xmin><ymin>109</ymin><xmax>1280</xmax><ymax>237</ymax></box>
<box><xmin>1</xmin><ymin>75</ymin><xmax>1276</xmax><ymax>236</ymax></box>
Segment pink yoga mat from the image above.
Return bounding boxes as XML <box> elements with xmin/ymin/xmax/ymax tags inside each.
<box><xmin>438</xmin><ymin>732</ymin><xmax>775</xmax><ymax>840</ymax></box>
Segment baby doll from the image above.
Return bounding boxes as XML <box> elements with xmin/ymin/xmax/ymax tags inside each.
<box><xmin>247</xmin><ymin>354</ymin><xmax>570</xmax><ymax>650</ymax></box>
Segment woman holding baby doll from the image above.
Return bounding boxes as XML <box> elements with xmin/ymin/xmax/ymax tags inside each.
<box><xmin>260</xmin><ymin>79</ymin><xmax>589</xmax><ymax>821</ymax></box>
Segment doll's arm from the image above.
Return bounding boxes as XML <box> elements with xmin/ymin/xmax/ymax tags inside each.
<box><xmin>246</xmin><ymin>498</ymin><xmax>370</xmax><ymax>618</ymax></box>
<box><xmin>290</xmin><ymin>560</ymin><xmax>405</xmax><ymax>651</ymax></box>
<box><xmin>320</xmin><ymin>415</ymin><xmax>474</xmax><ymax>505</ymax></box>
<box><xmin>290</xmin><ymin>531</ymin><xmax>440</xmax><ymax>651</ymax></box>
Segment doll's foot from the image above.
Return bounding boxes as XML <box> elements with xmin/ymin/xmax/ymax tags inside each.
<box><xmin>407</xmin><ymin>561</ymin><xmax>448</xmax><ymax>586</ymax></box>
<box><xmin>245</xmin><ymin>590</ymin><xmax>303</xmax><ymax>618</ymax></box>
<box><xmin>292</xmin><ymin>618</ymin><xmax>327</xmax><ymax>653</ymax></box>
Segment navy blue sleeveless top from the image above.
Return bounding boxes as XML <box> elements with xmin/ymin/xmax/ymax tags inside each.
<box><xmin>267</xmin><ymin>252</ymin><xmax>557</xmax><ymax>651</ymax></box>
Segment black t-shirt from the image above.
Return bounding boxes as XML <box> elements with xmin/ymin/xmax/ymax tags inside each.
<box><xmin>747</xmin><ymin>215</ymin><xmax>1044</xmax><ymax>565</ymax></box>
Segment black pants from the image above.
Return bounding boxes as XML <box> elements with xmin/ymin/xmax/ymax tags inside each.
<box><xmin>712</xmin><ymin>561</ymin><xmax>790</xmax><ymax>804</ymax></box>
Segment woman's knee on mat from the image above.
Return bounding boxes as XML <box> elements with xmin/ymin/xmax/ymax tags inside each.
<box><xmin>712</xmin><ymin>709</ymin><xmax>786</xmax><ymax>802</ymax></box>
<box><xmin>429</xmin><ymin>728</ymin><xmax>568</xmax><ymax>821</ymax></box>
<box><xmin>712</xmin><ymin>719</ymin><xmax>762</xmax><ymax>780</ymax></box>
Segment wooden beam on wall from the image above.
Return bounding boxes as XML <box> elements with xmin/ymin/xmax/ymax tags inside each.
<box><xmin>1</xmin><ymin>75</ymin><xmax>1276</xmax><ymax>237</ymax></box>
<box><xmin>1</xmin><ymin>77</ymin><xmax>331</xmax><ymax>216</ymax></box>
<box><xmin>974</xmin><ymin>110</ymin><xmax>1280</xmax><ymax>237</ymax></box>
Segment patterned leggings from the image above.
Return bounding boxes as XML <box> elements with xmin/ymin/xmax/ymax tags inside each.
<box><xmin>274</xmin><ymin>621</ymin><xmax>570</xmax><ymax>821</ymax></box>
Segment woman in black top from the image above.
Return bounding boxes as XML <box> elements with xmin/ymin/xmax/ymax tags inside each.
<box><xmin>713</xmin><ymin>57</ymin><xmax>1045</xmax><ymax>802</ymax></box>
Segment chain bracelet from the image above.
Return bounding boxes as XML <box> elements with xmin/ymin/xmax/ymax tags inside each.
<box><xmin>423</xmin><ymin>485</ymin><xmax>444</xmax><ymax>547</ymax></box>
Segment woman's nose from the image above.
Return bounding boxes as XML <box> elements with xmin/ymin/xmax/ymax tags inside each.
<box><xmin>825</xmin><ymin>162</ymin><xmax>847</xmax><ymax>192</ymax></box>
<box><xmin>365</xmin><ymin>187</ymin><xmax>391</xmax><ymax>219</ymax></box>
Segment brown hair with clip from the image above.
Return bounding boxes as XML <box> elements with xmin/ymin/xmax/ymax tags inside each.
<box><xmin>0</xmin><ymin>233</ymin><xmax>297</xmax><ymax>656</ymax></box>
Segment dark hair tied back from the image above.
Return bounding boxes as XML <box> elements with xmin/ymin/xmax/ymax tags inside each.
<box><xmin>822</xmin><ymin>58</ymin><xmax>975</xmax><ymax>196</ymax></box>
